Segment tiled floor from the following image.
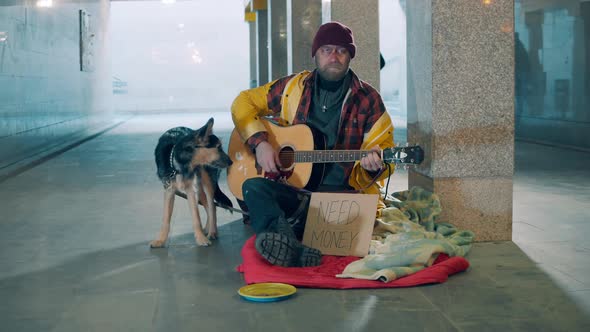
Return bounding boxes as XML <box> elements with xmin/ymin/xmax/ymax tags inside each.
<box><xmin>0</xmin><ymin>113</ymin><xmax>589</xmax><ymax>331</ymax></box>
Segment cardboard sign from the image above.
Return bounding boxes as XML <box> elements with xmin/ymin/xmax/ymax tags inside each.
<box><xmin>302</xmin><ymin>193</ymin><xmax>378</xmax><ymax>257</ymax></box>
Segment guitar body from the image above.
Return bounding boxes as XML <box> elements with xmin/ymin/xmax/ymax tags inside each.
<box><xmin>227</xmin><ymin>119</ymin><xmax>424</xmax><ymax>201</ymax></box>
<box><xmin>227</xmin><ymin>121</ymin><xmax>315</xmax><ymax>200</ymax></box>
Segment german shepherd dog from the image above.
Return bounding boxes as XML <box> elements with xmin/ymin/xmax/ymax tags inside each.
<box><xmin>150</xmin><ymin>117</ymin><xmax>233</xmax><ymax>248</ymax></box>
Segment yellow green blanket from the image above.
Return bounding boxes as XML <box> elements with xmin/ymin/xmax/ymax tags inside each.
<box><xmin>336</xmin><ymin>187</ymin><xmax>475</xmax><ymax>282</ymax></box>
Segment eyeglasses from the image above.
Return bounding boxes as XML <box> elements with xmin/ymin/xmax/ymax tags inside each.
<box><xmin>319</xmin><ymin>46</ymin><xmax>349</xmax><ymax>56</ymax></box>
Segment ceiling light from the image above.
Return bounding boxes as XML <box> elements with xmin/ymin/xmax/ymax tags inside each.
<box><xmin>36</xmin><ymin>0</ymin><xmax>53</xmax><ymax>7</ymax></box>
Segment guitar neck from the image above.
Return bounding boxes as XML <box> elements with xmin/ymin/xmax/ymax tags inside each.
<box><xmin>293</xmin><ymin>150</ymin><xmax>375</xmax><ymax>163</ymax></box>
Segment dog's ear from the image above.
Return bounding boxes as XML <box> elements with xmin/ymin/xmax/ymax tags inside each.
<box><xmin>196</xmin><ymin>117</ymin><xmax>214</xmax><ymax>138</ymax></box>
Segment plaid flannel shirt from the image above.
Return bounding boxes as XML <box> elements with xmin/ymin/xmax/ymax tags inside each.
<box><xmin>246</xmin><ymin>69</ymin><xmax>388</xmax><ymax>179</ymax></box>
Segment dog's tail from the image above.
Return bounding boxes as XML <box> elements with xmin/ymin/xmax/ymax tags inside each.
<box><xmin>214</xmin><ymin>184</ymin><xmax>234</xmax><ymax>213</ymax></box>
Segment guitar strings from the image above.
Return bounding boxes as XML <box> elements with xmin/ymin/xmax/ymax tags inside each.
<box><xmin>278</xmin><ymin>151</ymin><xmax>372</xmax><ymax>163</ymax></box>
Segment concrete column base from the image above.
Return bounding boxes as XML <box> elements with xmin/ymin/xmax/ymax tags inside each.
<box><xmin>410</xmin><ymin>170</ymin><xmax>512</xmax><ymax>241</ymax></box>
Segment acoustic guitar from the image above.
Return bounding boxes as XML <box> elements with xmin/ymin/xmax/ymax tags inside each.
<box><xmin>227</xmin><ymin>119</ymin><xmax>424</xmax><ymax>200</ymax></box>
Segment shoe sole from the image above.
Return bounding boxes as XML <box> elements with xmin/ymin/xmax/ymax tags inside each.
<box><xmin>256</xmin><ymin>232</ymin><xmax>322</xmax><ymax>267</ymax></box>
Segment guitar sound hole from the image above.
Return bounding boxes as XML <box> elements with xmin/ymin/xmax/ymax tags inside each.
<box><xmin>279</xmin><ymin>146</ymin><xmax>295</xmax><ymax>169</ymax></box>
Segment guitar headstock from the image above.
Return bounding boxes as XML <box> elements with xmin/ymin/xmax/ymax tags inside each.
<box><xmin>383</xmin><ymin>145</ymin><xmax>424</xmax><ymax>165</ymax></box>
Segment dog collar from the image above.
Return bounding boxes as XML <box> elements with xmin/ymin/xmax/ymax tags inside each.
<box><xmin>169</xmin><ymin>145</ymin><xmax>177</xmax><ymax>177</ymax></box>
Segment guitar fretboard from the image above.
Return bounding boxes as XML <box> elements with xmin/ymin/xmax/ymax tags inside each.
<box><xmin>294</xmin><ymin>150</ymin><xmax>374</xmax><ymax>163</ymax></box>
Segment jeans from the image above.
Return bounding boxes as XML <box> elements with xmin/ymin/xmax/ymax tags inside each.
<box><xmin>242</xmin><ymin>178</ymin><xmax>310</xmax><ymax>239</ymax></box>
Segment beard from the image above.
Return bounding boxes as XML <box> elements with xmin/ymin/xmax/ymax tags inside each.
<box><xmin>315</xmin><ymin>59</ymin><xmax>349</xmax><ymax>82</ymax></box>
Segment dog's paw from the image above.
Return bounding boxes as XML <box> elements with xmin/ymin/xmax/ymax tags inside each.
<box><xmin>207</xmin><ymin>230</ymin><xmax>218</xmax><ymax>240</ymax></box>
<box><xmin>149</xmin><ymin>240</ymin><xmax>166</xmax><ymax>248</ymax></box>
<box><xmin>195</xmin><ymin>236</ymin><xmax>212</xmax><ymax>247</ymax></box>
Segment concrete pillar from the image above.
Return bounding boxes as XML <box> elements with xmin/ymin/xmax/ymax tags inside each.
<box><xmin>248</xmin><ymin>19</ymin><xmax>258</xmax><ymax>88</ymax></box>
<box><xmin>287</xmin><ymin>0</ymin><xmax>322</xmax><ymax>73</ymax></box>
<box><xmin>268</xmin><ymin>0</ymin><xmax>288</xmax><ymax>80</ymax></box>
<box><xmin>407</xmin><ymin>0</ymin><xmax>515</xmax><ymax>241</ymax></box>
<box><xmin>324</xmin><ymin>0</ymin><xmax>380</xmax><ymax>90</ymax></box>
<box><xmin>253</xmin><ymin>2</ymin><xmax>269</xmax><ymax>85</ymax></box>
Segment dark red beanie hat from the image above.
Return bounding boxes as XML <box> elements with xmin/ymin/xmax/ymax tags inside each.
<box><xmin>311</xmin><ymin>22</ymin><xmax>356</xmax><ymax>59</ymax></box>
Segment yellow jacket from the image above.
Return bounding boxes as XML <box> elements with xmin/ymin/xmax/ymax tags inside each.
<box><xmin>231</xmin><ymin>70</ymin><xmax>395</xmax><ymax>213</ymax></box>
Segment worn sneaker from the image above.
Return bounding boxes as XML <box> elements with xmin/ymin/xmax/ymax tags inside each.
<box><xmin>255</xmin><ymin>232</ymin><xmax>322</xmax><ymax>267</ymax></box>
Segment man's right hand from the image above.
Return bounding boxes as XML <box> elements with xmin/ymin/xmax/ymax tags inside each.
<box><xmin>255</xmin><ymin>141</ymin><xmax>282</xmax><ymax>173</ymax></box>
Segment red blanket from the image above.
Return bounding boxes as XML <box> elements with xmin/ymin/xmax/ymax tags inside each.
<box><xmin>236</xmin><ymin>236</ymin><xmax>470</xmax><ymax>289</ymax></box>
